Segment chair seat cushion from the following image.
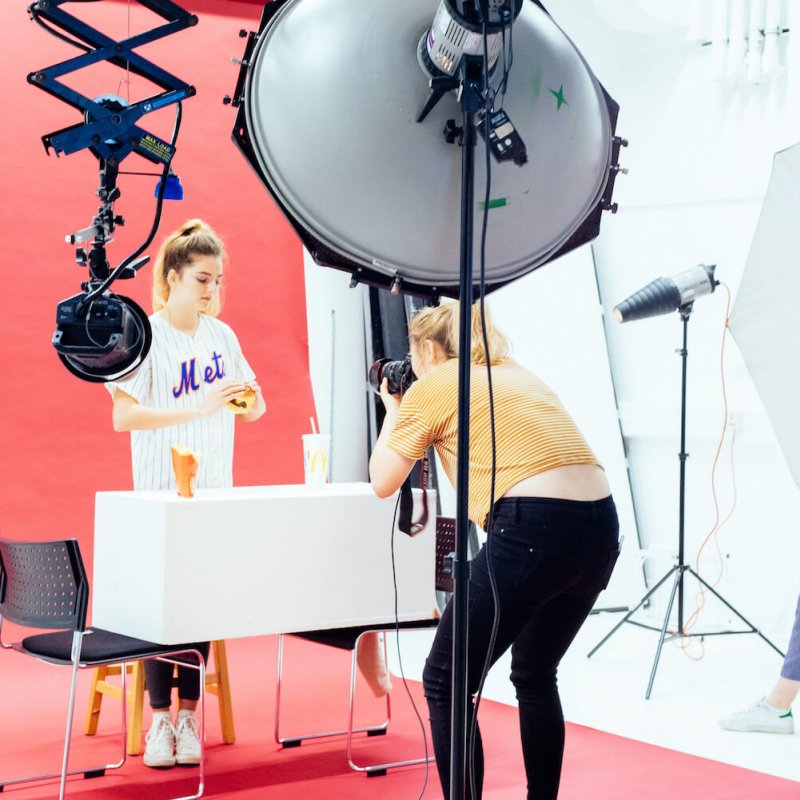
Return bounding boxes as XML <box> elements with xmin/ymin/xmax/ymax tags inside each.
<box><xmin>19</xmin><ymin>628</ymin><xmax>207</xmax><ymax>666</ymax></box>
<box><xmin>295</xmin><ymin>618</ymin><xmax>438</xmax><ymax>651</ymax></box>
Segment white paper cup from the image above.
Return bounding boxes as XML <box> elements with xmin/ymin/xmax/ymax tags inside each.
<box><xmin>302</xmin><ymin>433</ymin><xmax>330</xmax><ymax>486</ymax></box>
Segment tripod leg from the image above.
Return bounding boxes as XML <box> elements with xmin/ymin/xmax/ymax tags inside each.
<box><xmin>688</xmin><ymin>568</ymin><xmax>786</xmax><ymax>658</ymax></box>
<box><xmin>588</xmin><ymin>566</ymin><xmax>679</xmax><ymax>658</ymax></box>
<box><xmin>645</xmin><ymin>569</ymin><xmax>683</xmax><ymax>700</ymax></box>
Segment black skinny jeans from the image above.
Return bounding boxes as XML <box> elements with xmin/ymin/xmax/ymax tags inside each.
<box><xmin>422</xmin><ymin>495</ymin><xmax>620</xmax><ymax>800</ymax></box>
<box><xmin>145</xmin><ymin>641</ymin><xmax>210</xmax><ymax>710</ymax></box>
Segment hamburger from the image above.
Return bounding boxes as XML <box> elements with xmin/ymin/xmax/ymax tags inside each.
<box><xmin>227</xmin><ymin>384</ymin><xmax>257</xmax><ymax>414</ymax></box>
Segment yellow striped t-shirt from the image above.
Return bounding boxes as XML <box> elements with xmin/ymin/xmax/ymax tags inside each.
<box><xmin>387</xmin><ymin>358</ymin><xmax>600</xmax><ymax>528</ymax></box>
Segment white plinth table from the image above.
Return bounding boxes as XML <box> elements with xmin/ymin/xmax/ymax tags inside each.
<box><xmin>92</xmin><ymin>482</ymin><xmax>438</xmax><ymax>644</ymax></box>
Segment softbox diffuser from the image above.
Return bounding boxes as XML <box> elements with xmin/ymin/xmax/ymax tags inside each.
<box><xmin>729</xmin><ymin>141</ymin><xmax>800</xmax><ymax>488</ymax></box>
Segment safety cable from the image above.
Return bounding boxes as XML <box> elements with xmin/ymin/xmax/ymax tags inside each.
<box><xmin>389</xmin><ymin>492</ymin><xmax>430</xmax><ymax>799</ymax></box>
<box><xmin>84</xmin><ymin>101</ymin><xmax>182</xmax><ymax>303</ymax></box>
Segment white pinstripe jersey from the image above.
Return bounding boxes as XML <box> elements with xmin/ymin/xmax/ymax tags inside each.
<box><xmin>107</xmin><ymin>313</ymin><xmax>256</xmax><ymax>491</ymax></box>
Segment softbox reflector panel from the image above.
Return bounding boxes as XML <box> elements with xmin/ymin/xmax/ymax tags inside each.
<box><xmin>729</xmin><ymin>141</ymin><xmax>800</xmax><ymax>488</ymax></box>
<box><xmin>234</xmin><ymin>0</ymin><xmax>619</xmax><ymax>297</ymax></box>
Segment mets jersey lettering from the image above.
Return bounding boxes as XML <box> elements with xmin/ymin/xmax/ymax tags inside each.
<box><xmin>172</xmin><ymin>351</ymin><xmax>227</xmax><ymax>398</ymax></box>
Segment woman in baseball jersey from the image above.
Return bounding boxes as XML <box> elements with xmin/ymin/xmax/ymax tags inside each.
<box><xmin>108</xmin><ymin>219</ymin><xmax>265</xmax><ymax>768</ymax></box>
<box><xmin>369</xmin><ymin>301</ymin><xmax>619</xmax><ymax>800</ymax></box>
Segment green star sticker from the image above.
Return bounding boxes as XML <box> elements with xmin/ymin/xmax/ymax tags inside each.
<box><xmin>548</xmin><ymin>85</ymin><xmax>568</xmax><ymax>110</ymax></box>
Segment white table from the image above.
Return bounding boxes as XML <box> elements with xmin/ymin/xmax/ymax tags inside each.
<box><xmin>91</xmin><ymin>483</ymin><xmax>438</xmax><ymax>644</ymax></box>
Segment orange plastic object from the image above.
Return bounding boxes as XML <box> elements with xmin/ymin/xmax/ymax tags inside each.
<box><xmin>171</xmin><ymin>445</ymin><xmax>199</xmax><ymax>498</ymax></box>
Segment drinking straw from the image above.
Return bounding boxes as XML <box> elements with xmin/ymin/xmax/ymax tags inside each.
<box><xmin>310</xmin><ymin>416</ymin><xmax>317</xmax><ymax>435</ymax></box>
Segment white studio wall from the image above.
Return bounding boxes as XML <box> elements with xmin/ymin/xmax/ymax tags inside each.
<box><xmin>543</xmin><ymin>0</ymin><xmax>800</xmax><ymax>637</ymax></box>
<box><xmin>303</xmin><ymin>252</ymin><xmax>369</xmax><ymax>484</ymax></box>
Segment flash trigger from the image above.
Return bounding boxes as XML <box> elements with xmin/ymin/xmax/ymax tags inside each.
<box><xmin>479</xmin><ymin>109</ymin><xmax>528</xmax><ymax>166</ymax></box>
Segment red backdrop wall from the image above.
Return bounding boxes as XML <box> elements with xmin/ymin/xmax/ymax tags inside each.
<box><xmin>0</xmin><ymin>0</ymin><xmax>316</xmax><ymax>575</ymax></box>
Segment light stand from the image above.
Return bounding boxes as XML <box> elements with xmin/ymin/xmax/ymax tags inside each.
<box><xmin>588</xmin><ymin>304</ymin><xmax>785</xmax><ymax>699</ymax></box>
<box><xmin>448</xmin><ymin>54</ymin><xmax>485</xmax><ymax>800</ymax></box>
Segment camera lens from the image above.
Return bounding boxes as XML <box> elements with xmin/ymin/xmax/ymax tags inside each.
<box><xmin>368</xmin><ymin>357</ymin><xmax>416</xmax><ymax>395</ymax></box>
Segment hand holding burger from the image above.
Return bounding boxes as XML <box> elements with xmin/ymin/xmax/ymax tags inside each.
<box><xmin>226</xmin><ymin>381</ymin><xmax>258</xmax><ymax>414</ymax></box>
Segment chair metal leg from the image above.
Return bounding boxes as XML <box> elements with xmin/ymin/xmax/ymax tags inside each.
<box><xmin>58</xmin><ymin>637</ymin><xmax>82</xmax><ymax>800</ymax></box>
<box><xmin>0</xmin><ymin>652</ymin><xmax>203</xmax><ymax>800</ymax></box>
<box><xmin>0</xmin><ymin>636</ymin><xmax>127</xmax><ymax>794</ymax></box>
<box><xmin>274</xmin><ymin>634</ymin><xmax>390</xmax><ymax>748</ymax></box>
<box><xmin>87</xmin><ymin>642</ymin><xmax>232</xmax><ymax>753</ymax></box>
<box><xmin>346</xmin><ymin>632</ymin><xmax>434</xmax><ymax>776</ymax></box>
<box><xmin>274</xmin><ymin>632</ymin><xmax>434</xmax><ymax>776</ymax></box>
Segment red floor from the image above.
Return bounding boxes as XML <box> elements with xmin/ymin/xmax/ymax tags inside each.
<box><xmin>0</xmin><ymin>634</ymin><xmax>797</xmax><ymax>799</ymax></box>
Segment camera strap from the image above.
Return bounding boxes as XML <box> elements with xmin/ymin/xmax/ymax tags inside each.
<box><xmin>398</xmin><ymin>452</ymin><xmax>430</xmax><ymax>537</ymax></box>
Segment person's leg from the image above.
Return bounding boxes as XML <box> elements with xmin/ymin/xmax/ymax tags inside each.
<box><xmin>776</xmin><ymin>592</ymin><xmax>800</xmax><ymax>703</ymax></box>
<box><xmin>509</xmin><ymin>588</ymin><xmax>608</xmax><ymax>799</ymax></box>
<box><xmin>145</xmin><ymin>658</ymin><xmax>175</xmax><ymax>711</ymax></box>
<box><xmin>508</xmin><ymin>513</ymin><xmax>618</xmax><ymax>798</ymax></box>
<box><xmin>356</xmin><ymin>631</ymin><xmax>393</xmax><ymax>698</ymax></box>
<box><xmin>422</xmin><ymin>505</ymin><xmax>576</xmax><ymax>798</ymax></box>
<box><xmin>423</xmin><ymin>540</ymin><xmax>523</xmax><ymax>799</ymax></box>
<box><xmin>767</xmin><ymin>677</ymin><xmax>800</xmax><ymax>710</ymax></box>
<box><xmin>143</xmin><ymin>659</ymin><xmax>178</xmax><ymax>768</ymax></box>
<box><xmin>173</xmin><ymin>641</ymin><xmax>211</xmax><ymax>704</ymax></box>
<box><xmin>720</xmin><ymin>592</ymin><xmax>800</xmax><ymax>733</ymax></box>
<box><xmin>174</xmin><ymin>642</ymin><xmax>210</xmax><ymax>766</ymax></box>
<box><xmin>464</xmin><ymin>496</ymin><xmax>616</xmax><ymax>800</ymax></box>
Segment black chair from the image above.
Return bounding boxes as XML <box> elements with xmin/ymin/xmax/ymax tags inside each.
<box><xmin>0</xmin><ymin>537</ymin><xmax>206</xmax><ymax>800</ymax></box>
<box><xmin>273</xmin><ymin>516</ymin><xmax>456</xmax><ymax>777</ymax></box>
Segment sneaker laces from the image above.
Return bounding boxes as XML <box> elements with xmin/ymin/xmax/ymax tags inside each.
<box><xmin>146</xmin><ymin>715</ymin><xmax>175</xmax><ymax>747</ymax></box>
<box><xmin>176</xmin><ymin>713</ymin><xmax>200</xmax><ymax>742</ymax></box>
<box><xmin>730</xmin><ymin>699</ymin><xmax>788</xmax><ymax>719</ymax></box>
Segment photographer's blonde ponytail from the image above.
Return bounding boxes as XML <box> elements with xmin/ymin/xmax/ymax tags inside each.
<box><xmin>408</xmin><ymin>301</ymin><xmax>508</xmax><ymax>366</ymax></box>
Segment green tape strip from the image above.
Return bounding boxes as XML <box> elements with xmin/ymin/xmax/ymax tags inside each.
<box><xmin>478</xmin><ymin>198</ymin><xmax>509</xmax><ymax>210</ymax></box>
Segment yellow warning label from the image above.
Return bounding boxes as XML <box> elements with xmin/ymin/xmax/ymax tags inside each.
<box><xmin>136</xmin><ymin>134</ymin><xmax>173</xmax><ymax>164</ymax></box>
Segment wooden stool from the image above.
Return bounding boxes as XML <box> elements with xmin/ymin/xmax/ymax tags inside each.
<box><xmin>84</xmin><ymin>639</ymin><xmax>235</xmax><ymax>755</ymax></box>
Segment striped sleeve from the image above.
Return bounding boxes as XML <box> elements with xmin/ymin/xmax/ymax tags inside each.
<box><xmin>387</xmin><ymin>388</ymin><xmax>434</xmax><ymax>460</ymax></box>
<box><xmin>105</xmin><ymin>350</ymin><xmax>152</xmax><ymax>404</ymax></box>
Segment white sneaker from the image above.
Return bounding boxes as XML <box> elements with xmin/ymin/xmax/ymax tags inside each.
<box><xmin>143</xmin><ymin>714</ymin><xmax>176</xmax><ymax>768</ymax></box>
<box><xmin>175</xmin><ymin>710</ymin><xmax>202</xmax><ymax>765</ymax></box>
<box><xmin>719</xmin><ymin>699</ymin><xmax>794</xmax><ymax>734</ymax></box>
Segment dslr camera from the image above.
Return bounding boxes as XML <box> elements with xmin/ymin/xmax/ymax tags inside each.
<box><xmin>368</xmin><ymin>357</ymin><xmax>416</xmax><ymax>396</ymax></box>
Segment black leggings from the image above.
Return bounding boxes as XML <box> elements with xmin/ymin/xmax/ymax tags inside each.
<box><xmin>145</xmin><ymin>641</ymin><xmax>210</xmax><ymax>710</ymax></box>
<box><xmin>422</xmin><ymin>496</ymin><xmax>620</xmax><ymax>800</ymax></box>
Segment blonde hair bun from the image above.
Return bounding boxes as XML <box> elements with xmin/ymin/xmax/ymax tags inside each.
<box><xmin>152</xmin><ymin>219</ymin><xmax>226</xmax><ymax>316</ymax></box>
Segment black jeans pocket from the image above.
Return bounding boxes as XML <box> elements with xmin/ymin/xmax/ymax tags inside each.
<box><xmin>594</xmin><ymin>546</ymin><xmax>621</xmax><ymax>593</ymax></box>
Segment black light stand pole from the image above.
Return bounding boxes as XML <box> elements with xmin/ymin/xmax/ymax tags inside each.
<box><xmin>449</xmin><ymin>53</ymin><xmax>485</xmax><ymax>800</ymax></box>
<box><xmin>588</xmin><ymin>305</ymin><xmax>785</xmax><ymax>698</ymax></box>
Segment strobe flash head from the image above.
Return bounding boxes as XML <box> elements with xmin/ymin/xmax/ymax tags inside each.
<box><xmin>52</xmin><ymin>292</ymin><xmax>152</xmax><ymax>382</ymax></box>
<box><xmin>418</xmin><ymin>0</ymin><xmax>523</xmax><ymax>79</ymax></box>
<box><xmin>613</xmin><ymin>264</ymin><xmax>718</xmax><ymax>324</ymax></box>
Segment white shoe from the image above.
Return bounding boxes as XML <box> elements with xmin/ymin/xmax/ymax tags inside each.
<box><xmin>143</xmin><ymin>714</ymin><xmax>176</xmax><ymax>768</ymax></box>
<box><xmin>175</xmin><ymin>711</ymin><xmax>202</xmax><ymax>766</ymax></box>
<box><xmin>719</xmin><ymin>699</ymin><xmax>794</xmax><ymax>734</ymax></box>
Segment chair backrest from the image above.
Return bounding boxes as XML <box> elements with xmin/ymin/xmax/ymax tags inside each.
<box><xmin>0</xmin><ymin>538</ymin><xmax>88</xmax><ymax>632</ymax></box>
<box><xmin>435</xmin><ymin>517</ymin><xmax>456</xmax><ymax>594</ymax></box>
